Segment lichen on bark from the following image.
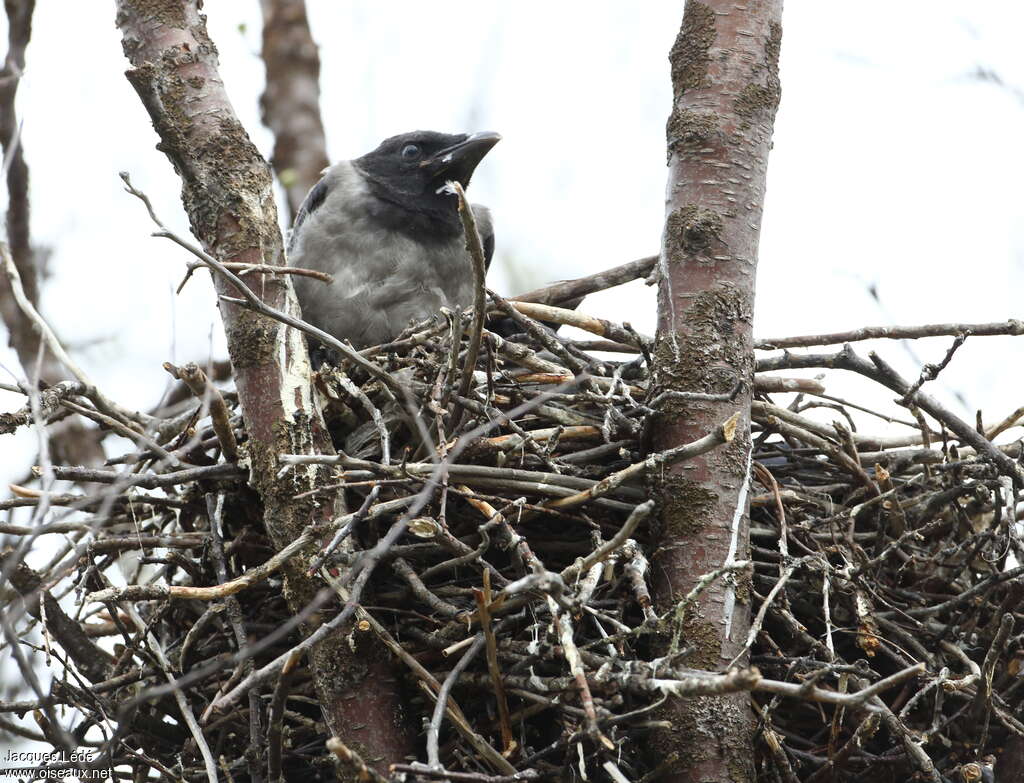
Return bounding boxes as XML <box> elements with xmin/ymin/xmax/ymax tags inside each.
<box><xmin>666</xmin><ymin>109</ymin><xmax>719</xmax><ymax>159</ymax></box>
<box><xmin>668</xmin><ymin>1</ymin><xmax>716</xmax><ymax>95</ymax></box>
<box><xmin>652</xmin><ymin>1</ymin><xmax>782</xmax><ymax>780</ymax></box>
<box><xmin>665</xmin><ymin>204</ymin><xmax>727</xmax><ymax>260</ymax></box>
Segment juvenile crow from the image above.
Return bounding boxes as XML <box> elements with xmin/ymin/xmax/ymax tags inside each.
<box><xmin>288</xmin><ymin>130</ymin><xmax>500</xmax><ymax>350</ymax></box>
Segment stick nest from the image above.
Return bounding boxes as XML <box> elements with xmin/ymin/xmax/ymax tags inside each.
<box><xmin>2</xmin><ymin>294</ymin><xmax>1023</xmax><ymax>783</ymax></box>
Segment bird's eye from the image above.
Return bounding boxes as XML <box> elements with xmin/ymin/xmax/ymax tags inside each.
<box><xmin>400</xmin><ymin>144</ymin><xmax>421</xmax><ymax>161</ymax></box>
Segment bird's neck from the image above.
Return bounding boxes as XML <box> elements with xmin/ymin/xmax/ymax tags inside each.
<box><xmin>360</xmin><ymin>180</ymin><xmax>463</xmax><ymax>243</ymax></box>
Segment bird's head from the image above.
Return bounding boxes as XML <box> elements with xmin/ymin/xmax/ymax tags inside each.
<box><xmin>354</xmin><ymin>130</ymin><xmax>500</xmax><ymax>230</ymax></box>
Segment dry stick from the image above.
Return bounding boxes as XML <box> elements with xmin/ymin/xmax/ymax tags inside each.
<box><xmin>391</xmin><ymin>766</ymin><xmax>539</xmax><ymax>782</ymax></box>
<box><xmin>752</xmin><ymin>399</ymin><xmax>932</xmax><ymax>452</ymax></box>
<box><xmin>547</xmin><ymin>592</ymin><xmax>613</xmax><ymax>750</ymax></box>
<box><xmin>969</xmin><ymin>613</ymin><xmax>1014</xmax><ymax>727</ymax></box>
<box><xmin>900</xmin><ymin>332</ymin><xmax>967</xmax><ymax>404</ymax></box>
<box><xmin>57</xmin><ymin>398</ymin><xmax>184</xmax><ymax>468</ymax></box>
<box><xmin>755</xmin><ymin>319</ymin><xmax>1024</xmax><ymax>349</ymax></box>
<box><xmin>426</xmin><ymin>635</ymin><xmax>485</xmax><ymax>770</ymax></box>
<box><xmin>484</xmin><ymin>500</ymin><xmax>613</xmax><ymax>751</ymax></box>
<box><xmin>323</xmin><ymin>366</ymin><xmax>392</xmax><ymax>466</ymax></box>
<box><xmin>470</xmin><ymin>508</ymin><xmax>610</xmax><ymax>753</ymax></box>
<box><xmin>804</xmin><ymin>713</ymin><xmax>880</xmax><ymax>783</ymax></box>
<box><xmin>621</xmin><ymin>542</ymin><xmax>658</xmax><ymax>623</ymax></box>
<box><xmin>503</xmin><ymin>299</ymin><xmax>653</xmax><ymax>351</ymax></box>
<box><xmin>279</xmin><ymin>455</ymin><xmax>644</xmax><ymax>503</ymax></box>
<box><xmin>667</xmin><ymin>561</ymin><xmax>753</xmax><ymax>656</ymax></box>
<box><xmin>44</xmin><ymin>463</ymin><xmax>244</xmax><ymax>490</ymax></box>
<box><xmin>751</xmin><ymin>662</ymin><xmax>926</xmax><ymax>707</ymax></box>
<box><xmin>1</xmin><ymin>242</ymin><xmax>135</xmax><ymax>429</ymax></box>
<box><xmin>938</xmin><ymin>640</ymin><xmax>980</xmax><ymax>695</ymax></box>
<box><xmin>393</xmin><ymin>557</ymin><xmax>463</xmax><ymax>618</ymax></box>
<box><xmin>121</xmin><ymin>603</ymin><xmax>218</xmax><ymax>783</ymax></box>
<box><xmin>84</xmin><ymin>527</ymin><xmax>316</xmax><ymax>603</ymax></box>
<box><xmin>758</xmin><ymin>716</ymin><xmax>801</xmax><ymax>783</ymax></box>
<box><xmin>759</xmin><ymin>413</ymin><xmax>878</xmax><ymax>494</ymax></box>
<box><xmin>488</xmin><ymin>292</ymin><xmax>597</xmax><ymax>386</ymax></box>
<box><xmin>3</xmin><ymin>556</ymin><xmax>115</xmax><ymax>685</ymax></box>
<box><xmin>547</xmin><ymin>414</ymin><xmax>738</xmax><ymax>512</ymax></box>
<box><xmin>267</xmin><ymin>648</ymin><xmax>302</xmax><ymax>783</ymax></box>
<box><xmin>478</xmin><ymin>424</ymin><xmax>600</xmax><ymax>450</ymax></box>
<box><xmin>206</xmin><ymin>493</ymin><xmax>261</xmax><ymax>779</ymax></box>
<box><xmin>305</xmin><ymin>487</ymin><xmax>390</xmax><ymax>576</ymax></box>
<box><xmin>871</xmin><ymin>691</ymin><xmax>942</xmax><ymax>783</ymax></box>
<box><xmin>348</xmin><ymin>603</ymin><xmax>515</xmax><ymax>775</ymax></box>
<box><xmin>450</xmin><ymin>180</ymin><xmax>487</xmax><ymax>431</ymax></box>
<box><xmin>325</xmin><ymin>738</ymin><xmax>389</xmax><ymax>783</ymax></box>
<box><xmin>561</xmin><ymin>500</ymin><xmax>653</xmax><ymax>584</ymax></box>
<box><xmin>210</xmin><ymin>383</ymin><xmax>581</xmax><ymax>716</ymax></box>
<box><xmin>177</xmin><ymin>259</ymin><xmax>331</xmax><ymax>294</ymax></box>
<box><xmin>474</xmin><ymin>571</ymin><xmax>515</xmax><ymax>756</ymax></box>
<box><xmin>730</xmin><ymin>559</ymin><xmax>801</xmax><ymax>669</ymax></box>
<box><xmin>750</xmin><ymin>375</ymin><xmax>826</xmax><ymax>395</ymax></box>
<box><xmin>985</xmin><ymin>404</ymin><xmax>1024</xmax><ymax>440</ymax></box>
<box><xmin>162</xmin><ymin>362</ymin><xmax>239</xmax><ymax>462</ymax></box>
<box><xmin>0</xmin><ymin>379</ymin><xmax>85</xmax><ymax>433</ymax></box>
<box><xmin>866</xmin><ymin>350</ymin><xmax>1024</xmax><ymax>487</ymax></box>
<box><xmin>119</xmin><ymin>172</ymin><xmax>405</xmax><ymax>400</ymax></box>
<box><xmin>510</xmin><ymin>254</ymin><xmax>657</xmax><ymax>306</ymax></box>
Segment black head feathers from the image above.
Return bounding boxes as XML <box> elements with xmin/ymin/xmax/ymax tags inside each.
<box><xmin>354</xmin><ymin>130</ymin><xmax>500</xmax><ymax>235</ymax></box>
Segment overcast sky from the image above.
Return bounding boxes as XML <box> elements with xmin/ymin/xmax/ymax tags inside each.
<box><xmin>2</xmin><ymin>1</ymin><xmax>1023</xmax><ymax>474</ymax></box>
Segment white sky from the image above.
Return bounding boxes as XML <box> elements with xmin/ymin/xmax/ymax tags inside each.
<box><xmin>1</xmin><ymin>0</ymin><xmax>1023</xmax><ymax>469</ymax></box>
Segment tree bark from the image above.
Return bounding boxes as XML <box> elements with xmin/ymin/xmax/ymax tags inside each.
<box><xmin>258</xmin><ymin>0</ymin><xmax>329</xmax><ymax>222</ymax></box>
<box><xmin>114</xmin><ymin>2</ymin><xmax>413</xmax><ymax>775</ymax></box>
<box><xmin>650</xmin><ymin>2</ymin><xmax>783</xmax><ymax>781</ymax></box>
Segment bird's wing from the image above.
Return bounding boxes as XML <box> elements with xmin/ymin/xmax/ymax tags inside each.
<box><xmin>471</xmin><ymin>203</ymin><xmax>495</xmax><ymax>272</ymax></box>
<box><xmin>287</xmin><ymin>176</ymin><xmax>330</xmax><ymax>254</ymax></box>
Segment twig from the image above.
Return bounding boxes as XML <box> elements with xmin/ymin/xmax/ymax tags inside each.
<box><xmin>511</xmin><ymin>254</ymin><xmax>657</xmax><ymax>306</ymax></box>
<box><xmin>177</xmin><ymin>259</ymin><xmax>331</xmax><ymax>294</ymax></box>
<box><xmin>449</xmin><ymin>180</ymin><xmax>488</xmax><ymax>431</ymax></box>
<box><xmin>755</xmin><ymin>319</ymin><xmax>1024</xmax><ymax>349</ymax></box>
<box><xmin>547</xmin><ymin>415</ymin><xmax>737</xmax><ymax>511</ymax></box>
<box><xmin>502</xmin><ymin>299</ymin><xmax>652</xmax><ymax>351</ymax></box>
<box><xmin>427</xmin><ymin>636</ymin><xmax>485</xmax><ymax>770</ymax></box>
<box><xmin>1</xmin><ymin>242</ymin><xmax>132</xmax><ymax>428</ymax></box>
<box><xmin>163</xmin><ymin>362</ymin><xmax>239</xmax><ymax>461</ymax></box>
<box><xmin>119</xmin><ymin>172</ymin><xmax>406</xmax><ymax>400</ymax></box>
<box><xmin>474</xmin><ymin>572</ymin><xmax>514</xmax><ymax>755</ymax></box>
<box><xmin>267</xmin><ymin>649</ymin><xmax>302</xmax><ymax>783</ymax></box>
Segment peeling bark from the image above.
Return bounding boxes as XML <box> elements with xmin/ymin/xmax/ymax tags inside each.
<box><xmin>258</xmin><ymin>0</ymin><xmax>329</xmax><ymax>222</ymax></box>
<box><xmin>650</xmin><ymin>2</ymin><xmax>783</xmax><ymax>781</ymax></box>
<box><xmin>114</xmin><ymin>2</ymin><xmax>413</xmax><ymax>774</ymax></box>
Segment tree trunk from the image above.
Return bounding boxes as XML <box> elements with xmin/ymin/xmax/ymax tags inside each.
<box><xmin>0</xmin><ymin>0</ymin><xmax>40</xmax><ymax>359</ymax></box>
<box><xmin>650</xmin><ymin>2</ymin><xmax>783</xmax><ymax>781</ymax></box>
<box><xmin>0</xmin><ymin>0</ymin><xmax>104</xmax><ymax>467</ymax></box>
<box><xmin>115</xmin><ymin>2</ymin><xmax>414</xmax><ymax>775</ymax></box>
<box><xmin>259</xmin><ymin>0</ymin><xmax>330</xmax><ymax>222</ymax></box>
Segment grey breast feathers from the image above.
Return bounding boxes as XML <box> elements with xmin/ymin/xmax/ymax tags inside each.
<box><xmin>288</xmin><ymin>161</ymin><xmax>492</xmax><ymax>349</ymax></box>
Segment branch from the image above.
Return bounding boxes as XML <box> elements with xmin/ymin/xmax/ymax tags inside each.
<box><xmin>756</xmin><ymin>319</ymin><xmax>1024</xmax><ymax>349</ymax></box>
<box><xmin>510</xmin><ymin>254</ymin><xmax>657</xmax><ymax>306</ymax></box>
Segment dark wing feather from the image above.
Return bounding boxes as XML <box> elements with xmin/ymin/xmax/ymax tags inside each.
<box><xmin>288</xmin><ymin>177</ymin><xmax>330</xmax><ymax>253</ymax></box>
<box><xmin>482</xmin><ymin>222</ymin><xmax>495</xmax><ymax>273</ymax></box>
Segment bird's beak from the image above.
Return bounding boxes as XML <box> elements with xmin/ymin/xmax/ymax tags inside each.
<box><xmin>425</xmin><ymin>131</ymin><xmax>501</xmax><ymax>187</ymax></box>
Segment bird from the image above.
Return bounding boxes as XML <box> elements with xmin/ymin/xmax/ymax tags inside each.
<box><xmin>288</xmin><ymin>130</ymin><xmax>500</xmax><ymax>351</ymax></box>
